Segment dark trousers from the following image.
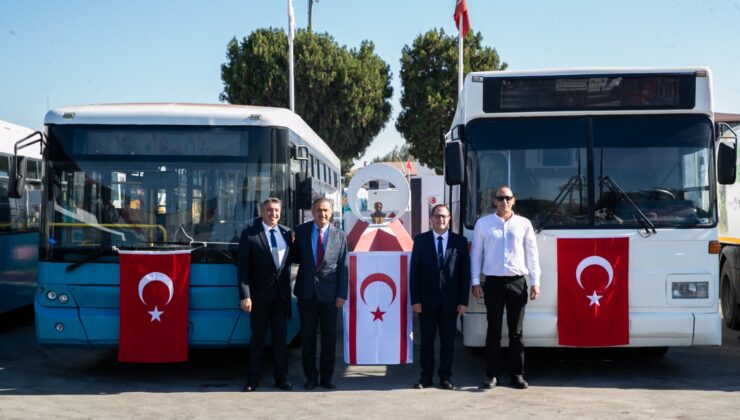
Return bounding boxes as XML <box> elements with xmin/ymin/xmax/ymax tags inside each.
<box><xmin>247</xmin><ymin>290</ymin><xmax>289</xmax><ymax>384</ymax></box>
<box><xmin>419</xmin><ymin>307</ymin><xmax>457</xmax><ymax>382</ymax></box>
<box><xmin>483</xmin><ymin>275</ymin><xmax>528</xmax><ymax>379</ymax></box>
<box><xmin>298</xmin><ymin>297</ymin><xmax>338</xmax><ymax>382</ymax></box>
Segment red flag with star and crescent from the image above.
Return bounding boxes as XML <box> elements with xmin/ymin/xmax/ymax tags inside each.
<box><xmin>344</xmin><ymin>252</ymin><xmax>412</xmax><ymax>365</ymax></box>
<box><xmin>118</xmin><ymin>249</ymin><xmax>191</xmax><ymax>363</ymax></box>
<box><xmin>557</xmin><ymin>238</ymin><xmax>629</xmax><ymax>347</ymax></box>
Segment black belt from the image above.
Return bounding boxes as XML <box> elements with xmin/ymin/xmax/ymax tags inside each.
<box><xmin>485</xmin><ymin>275</ymin><xmax>524</xmax><ymax>281</ymax></box>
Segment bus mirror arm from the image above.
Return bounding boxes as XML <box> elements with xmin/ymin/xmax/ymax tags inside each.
<box><xmin>8</xmin><ymin>131</ymin><xmax>45</xmax><ymax>199</ymax></box>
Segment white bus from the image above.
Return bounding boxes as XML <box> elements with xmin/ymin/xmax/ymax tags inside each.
<box><xmin>444</xmin><ymin>68</ymin><xmax>736</xmax><ymax>350</ymax></box>
<box><xmin>8</xmin><ymin>103</ymin><xmax>340</xmax><ymax>347</ymax></box>
<box><xmin>0</xmin><ymin>120</ymin><xmax>42</xmax><ymax>313</ymax></box>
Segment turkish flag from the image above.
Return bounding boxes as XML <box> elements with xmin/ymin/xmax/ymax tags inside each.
<box><xmin>453</xmin><ymin>0</ymin><xmax>471</xmax><ymax>37</ymax></box>
<box><xmin>557</xmin><ymin>238</ymin><xmax>629</xmax><ymax>347</ymax></box>
<box><xmin>344</xmin><ymin>252</ymin><xmax>413</xmax><ymax>365</ymax></box>
<box><xmin>118</xmin><ymin>250</ymin><xmax>191</xmax><ymax>363</ymax></box>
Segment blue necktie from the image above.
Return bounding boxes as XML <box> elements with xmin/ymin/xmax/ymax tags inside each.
<box><xmin>270</xmin><ymin>229</ymin><xmax>279</xmax><ymax>267</ymax></box>
<box><xmin>437</xmin><ymin>236</ymin><xmax>444</xmax><ymax>266</ymax></box>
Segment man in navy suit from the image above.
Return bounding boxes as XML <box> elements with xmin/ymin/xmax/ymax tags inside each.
<box><xmin>238</xmin><ymin>198</ymin><xmax>293</xmax><ymax>392</ymax></box>
<box><xmin>410</xmin><ymin>204</ymin><xmax>470</xmax><ymax>390</ymax></box>
<box><xmin>291</xmin><ymin>198</ymin><xmax>348</xmax><ymax>390</ymax></box>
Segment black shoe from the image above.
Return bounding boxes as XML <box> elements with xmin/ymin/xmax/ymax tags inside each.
<box><xmin>304</xmin><ymin>380</ymin><xmax>318</xmax><ymax>390</ymax></box>
<box><xmin>511</xmin><ymin>375</ymin><xmax>529</xmax><ymax>389</ymax></box>
<box><xmin>320</xmin><ymin>380</ymin><xmax>336</xmax><ymax>390</ymax></box>
<box><xmin>242</xmin><ymin>382</ymin><xmax>257</xmax><ymax>392</ymax></box>
<box><xmin>480</xmin><ymin>377</ymin><xmax>497</xmax><ymax>389</ymax></box>
<box><xmin>414</xmin><ymin>378</ymin><xmax>433</xmax><ymax>389</ymax></box>
<box><xmin>274</xmin><ymin>381</ymin><xmax>293</xmax><ymax>391</ymax></box>
<box><xmin>439</xmin><ymin>380</ymin><xmax>454</xmax><ymax>390</ymax></box>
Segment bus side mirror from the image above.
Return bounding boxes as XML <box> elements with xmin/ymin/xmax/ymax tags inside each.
<box><xmin>717</xmin><ymin>139</ymin><xmax>736</xmax><ymax>185</ymax></box>
<box><xmin>444</xmin><ymin>141</ymin><xmax>464</xmax><ymax>186</ymax></box>
<box><xmin>7</xmin><ymin>155</ymin><xmax>27</xmax><ymax>199</ymax></box>
<box><xmin>297</xmin><ymin>174</ymin><xmax>313</xmax><ymax>210</ymax></box>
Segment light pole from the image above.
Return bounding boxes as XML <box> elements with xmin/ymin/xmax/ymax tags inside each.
<box><xmin>308</xmin><ymin>0</ymin><xmax>319</xmax><ymax>32</ymax></box>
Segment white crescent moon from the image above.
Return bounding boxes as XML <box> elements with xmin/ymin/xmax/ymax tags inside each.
<box><xmin>575</xmin><ymin>256</ymin><xmax>614</xmax><ymax>290</ymax></box>
<box><xmin>138</xmin><ymin>272</ymin><xmax>174</xmax><ymax>305</ymax></box>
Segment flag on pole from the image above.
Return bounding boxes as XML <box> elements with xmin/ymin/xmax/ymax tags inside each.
<box><xmin>453</xmin><ymin>0</ymin><xmax>471</xmax><ymax>37</ymax></box>
<box><xmin>118</xmin><ymin>249</ymin><xmax>192</xmax><ymax>362</ymax></box>
<box><xmin>288</xmin><ymin>0</ymin><xmax>296</xmax><ymax>111</ymax></box>
<box><xmin>344</xmin><ymin>252</ymin><xmax>413</xmax><ymax>365</ymax></box>
<box><xmin>557</xmin><ymin>238</ymin><xmax>629</xmax><ymax>347</ymax></box>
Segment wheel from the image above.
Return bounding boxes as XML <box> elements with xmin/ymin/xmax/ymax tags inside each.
<box><xmin>721</xmin><ymin>262</ymin><xmax>740</xmax><ymax>330</ymax></box>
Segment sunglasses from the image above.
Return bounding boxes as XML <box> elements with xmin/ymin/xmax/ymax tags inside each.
<box><xmin>495</xmin><ymin>195</ymin><xmax>514</xmax><ymax>202</ymax></box>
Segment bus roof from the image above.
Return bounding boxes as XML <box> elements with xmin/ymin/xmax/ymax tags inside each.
<box><xmin>0</xmin><ymin>120</ymin><xmax>42</xmax><ymax>159</ymax></box>
<box><xmin>45</xmin><ymin>103</ymin><xmax>339</xmax><ymax>168</ymax></box>
<box><xmin>466</xmin><ymin>66</ymin><xmax>711</xmax><ymax>78</ymax></box>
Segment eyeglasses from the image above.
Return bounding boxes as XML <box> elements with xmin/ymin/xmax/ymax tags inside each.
<box><xmin>495</xmin><ymin>195</ymin><xmax>514</xmax><ymax>202</ymax></box>
<box><xmin>432</xmin><ymin>214</ymin><xmax>450</xmax><ymax>219</ymax></box>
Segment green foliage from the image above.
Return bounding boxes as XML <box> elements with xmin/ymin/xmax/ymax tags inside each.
<box><xmin>372</xmin><ymin>143</ymin><xmax>412</xmax><ymax>163</ymax></box>
<box><xmin>396</xmin><ymin>29</ymin><xmax>507</xmax><ymax>172</ymax></box>
<box><xmin>221</xmin><ymin>28</ymin><xmax>393</xmax><ymax>171</ymax></box>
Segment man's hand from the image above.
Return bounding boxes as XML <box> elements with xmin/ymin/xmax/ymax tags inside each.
<box><xmin>530</xmin><ymin>285</ymin><xmax>540</xmax><ymax>301</ymax></box>
<box><xmin>472</xmin><ymin>285</ymin><xmax>483</xmax><ymax>299</ymax></box>
<box><xmin>412</xmin><ymin>303</ymin><xmax>422</xmax><ymax>314</ymax></box>
<box><xmin>335</xmin><ymin>297</ymin><xmax>346</xmax><ymax>309</ymax></box>
<box><xmin>240</xmin><ymin>298</ymin><xmax>252</xmax><ymax>313</ymax></box>
<box><xmin>457</xmin><ymin>305</ymin><xmax>467</xmax><ymax>316</ymax></box>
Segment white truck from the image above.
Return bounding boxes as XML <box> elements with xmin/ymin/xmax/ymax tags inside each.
<box><xmin>717</xmin><ymin>112</ymin><xmax>740</xmax><ymax>330</ymax></box>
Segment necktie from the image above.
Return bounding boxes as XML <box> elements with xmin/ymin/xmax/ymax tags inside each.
<box><xmin>270</xmin><ymin>229</ymin><xmax>280</xmax><ymax>268</ymax></box>
<box><xmin>316</xmin><ymin>228</ymin><xmax>324</xmax><ymax>267</ymax></box>
<box><xmin>437</xmin><ymin>236</ymin><xmax>444</xmax><ymax>266</ymax></box>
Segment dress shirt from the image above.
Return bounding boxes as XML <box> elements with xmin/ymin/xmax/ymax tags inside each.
<box><xmin>311</xmin><ymin>223</ymin><xmax>330</xmax><ymax>264</ymax></box>
<box><xmin>433</xmin><ymin>230</ymin><xmax>449</xmax><ymax>265</ymax></box>
<box><xmin>262</xmin><ymin>221</ymin><xmax>287</xmax><ymax>267</ymax></box>
<box><xmin>470</xmin><ymin>212</ymin><xmax>540</xmax><ymax>287</ymax></box>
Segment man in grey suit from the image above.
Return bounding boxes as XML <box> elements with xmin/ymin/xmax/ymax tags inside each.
<box><xmin>291</xmin><ymin>198</ymin><xmax>348</xmax><ymax>390</ymax></box>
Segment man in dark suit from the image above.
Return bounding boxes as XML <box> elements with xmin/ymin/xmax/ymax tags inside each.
<box><xmin>237</xmin><ymin>197</ymin><xmax>293</xmax><ymax>392</ymax></box>
<box><xmin>291</xmin><ymin>197</ymin><xmax>348</xmax><ymax>390</ymax></box>
<box><xmin>410</xmin><ymin>204</ymin><xmax>470</xmax><ymax>390</ymax></box>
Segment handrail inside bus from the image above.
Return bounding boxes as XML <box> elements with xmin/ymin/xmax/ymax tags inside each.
<box><xmin>51</xmin><ymin>222</ymin><xmax>167</xmax><ymax>242</ymax></box>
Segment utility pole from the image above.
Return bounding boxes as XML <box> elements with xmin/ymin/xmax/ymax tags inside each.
<box><xmin>308</xmin><ymin>0</ymin><xmax>318</xmax><ymax>32</ymax></box>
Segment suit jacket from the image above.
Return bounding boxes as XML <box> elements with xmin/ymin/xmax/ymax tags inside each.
<box><xmin>237</xmin><ymin>222</ymin><xmax>293</xmax><ymax>303</ymax></box>
<box><xmin>410</xmin><ymin>230</ymin><xmax>471</xmax><ymax>313</ymax></box>
<box><xmin>291</xmin><ymin>221</ymin><xmax>348</xmax><ymax>303</ymax></box>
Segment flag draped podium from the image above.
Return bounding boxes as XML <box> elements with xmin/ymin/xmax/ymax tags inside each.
<box><xmin>557</xmin><ymin>237</ymin><xmax>629</xmax><ymax>346</ymax></box>
<box><xmin>118</xmin><ymin>249</ymin><xmax>192</xmax><ymax>363</ymax></box>
<box><xmin>344</xmin><ymin>252</ymin><xmax>413</xmax><ymax>365</ymax></box>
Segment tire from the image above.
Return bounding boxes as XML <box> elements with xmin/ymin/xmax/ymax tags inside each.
<box><xmin>639</xmin><ymin>346</ymin><xmax>669</xmax><ymax>358</ymax></box>
<box><xmin>721</xmin><ymin>262</ymin><xmax>740</xmax><ymax>330</ymax></box>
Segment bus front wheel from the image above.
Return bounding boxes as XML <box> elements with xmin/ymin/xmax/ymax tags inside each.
<box><xmin>721</xmin><ymin>262</ymin><xmax>740</xmax><ymax>330</ymax></box>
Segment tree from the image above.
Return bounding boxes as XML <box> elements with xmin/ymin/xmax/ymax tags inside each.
<box><xmin>396</xmin><ymin>29</ymin><xmax>507</xmax><ymax>172</ymax></box>
<box><xmin>220</xmin><ymin>28</ymin><xmax>393</xmax><ymax>171</ymax></box>
<box><xmin>372</xmin><ymin>144</ymin><xmax>413</xmax><ymax>163</ymax></box>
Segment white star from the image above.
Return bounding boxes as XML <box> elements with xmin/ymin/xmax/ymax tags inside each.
<box><xmin>148</xmin><ymin>306</ymin><xmax>164</xmax><ymax>322</ymax></box>
<box><xmin>586</xmin><ymin>290</ymin><xmax>603</xmax><ymax>307</ymax></box>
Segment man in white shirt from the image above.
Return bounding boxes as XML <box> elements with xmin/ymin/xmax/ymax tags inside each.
<box><xmin>471</xmin><ymin>186</ymin><xmax>540</xmax><ymax>390</ymax></box>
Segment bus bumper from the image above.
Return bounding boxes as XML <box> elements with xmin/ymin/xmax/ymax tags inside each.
<box><xmin>460</xmin><ymin>310</ymin><xmax>722</xmax><ymax>348</ymax></box>
<box><xmin>34</xmin><ymin>299</ymin><xmax>301</xmax><ymax>348</ymax></box>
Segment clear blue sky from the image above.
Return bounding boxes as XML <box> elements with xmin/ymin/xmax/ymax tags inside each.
<box><xmin>2</xmin><ymin>0</ymin><xmax>740</xmax><ymax>167</ymax></box>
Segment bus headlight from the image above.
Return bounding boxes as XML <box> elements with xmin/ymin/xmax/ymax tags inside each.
<box><xmin>58</xmin><ymin>294</ymin><xmax>69</xmax><ymax>304</ymax></box>
<box><xmin>54</xmin><ymin>322</ymin><xmax>65</xmax><ymax>332</ymax></box>
<box><xmin>46</xmin><ymin>290</ymin><xmax>57</xmax><ymax>301</ymax></box>
<box><xmin>671</xmin><ymin>282</ymin><xmax>709</xmax><ymax>299</ymax></box>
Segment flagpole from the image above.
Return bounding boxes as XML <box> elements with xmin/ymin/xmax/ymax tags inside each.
<box><xmin>458</xmin><ymin>14</ymin><xmax>464</xmax><ymax>95</ymax></box>
<box><xmin>288</xmin><ymin>0</ymin><xmax>295</xmax><ymax>112</ymax></box>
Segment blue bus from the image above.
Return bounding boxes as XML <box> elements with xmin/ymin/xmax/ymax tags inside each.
<box><xmin>0</xmin><ymin>121</ymin><xmax>41</xmax><ymax>314</ymax></box>
<box><xmin>13</xmin><ymin>104</ymin><xmax>340</xmax><ymax>347</ymax></box>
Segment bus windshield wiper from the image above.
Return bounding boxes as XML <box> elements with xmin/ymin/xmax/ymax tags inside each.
<box><xmin>600</xmin><ymin>175</ymin><xmax>656</xmax><ymax>235</ymax></box>
<box><xmin>535</xmin><ymin>175</ymin><xmax>582</xmax><ymax>233</ymax></box>
<box><xmin>65</xmin><ymin>246</ymin><xmax>119</xmax><ymax>273</ymax></box>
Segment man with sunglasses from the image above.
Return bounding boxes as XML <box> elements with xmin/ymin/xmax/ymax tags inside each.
<box><xmin>471</xmin><ymin>186</ymin><xmax>541</xmax><ymax>390</ymax></box>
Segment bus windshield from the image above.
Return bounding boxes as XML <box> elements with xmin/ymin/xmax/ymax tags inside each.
<box><xmin>44</xmin><ymin>125</ymin><xmax>289</xmax><ymax>262</ymax></box>
<box><xmin>464</xmin><ymin>115</ymin><xmax>715</xmax><ymax>230</ymax></box>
